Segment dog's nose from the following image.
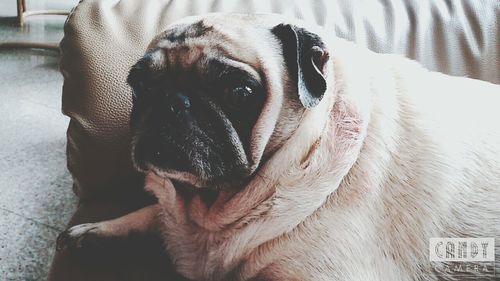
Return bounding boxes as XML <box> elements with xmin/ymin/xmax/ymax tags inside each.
<box><xmin>169</xmin><ymin>92</ymin><xmax>191</xmax><ymax>114</ymax></box>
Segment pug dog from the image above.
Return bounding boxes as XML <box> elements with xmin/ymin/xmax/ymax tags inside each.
<box><xmin>57</xmin><ymin>13</ymin><xmax>500</xmax><ymax>281</ymax></box>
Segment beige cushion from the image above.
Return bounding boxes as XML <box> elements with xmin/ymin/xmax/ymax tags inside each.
<box><xmin>50</xmin><ymin>0</ymin><xmax>499</xmax><ymax>280</ymax></box>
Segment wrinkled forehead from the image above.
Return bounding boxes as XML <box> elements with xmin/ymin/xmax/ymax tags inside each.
<box><xmin>146</xmin><ymin>15</ymin><xmax>281</xmax><ymax>76</ymax></box>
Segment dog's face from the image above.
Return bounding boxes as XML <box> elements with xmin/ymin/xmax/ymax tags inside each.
<box><xmin>128</xmin><ymin>14</ymin><xmax>330</xmax><ymax>189</ymax></box>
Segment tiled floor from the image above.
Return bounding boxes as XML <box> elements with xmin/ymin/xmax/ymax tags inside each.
<box><xmin>0</xmin><ymin>1</ymin><xmax>79</xmax><ymax>280</ymax></box>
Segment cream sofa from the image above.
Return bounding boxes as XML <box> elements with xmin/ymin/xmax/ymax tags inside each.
<box><xmin>49</xmin><ymin>0</ymin><xmax>499</xmax><ymax>280</ymax></box>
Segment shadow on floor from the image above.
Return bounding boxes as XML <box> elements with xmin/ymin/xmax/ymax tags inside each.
<box><xmin>0</xmin><ymin>16</ymin><xmax>18</xmax><ymax>26</ymax></box>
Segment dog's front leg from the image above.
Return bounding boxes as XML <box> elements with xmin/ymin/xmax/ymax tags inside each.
<box><xmin>56</xmin><ymin>203</ymin><xmax>161</xmax><ymax>251</ymax></box>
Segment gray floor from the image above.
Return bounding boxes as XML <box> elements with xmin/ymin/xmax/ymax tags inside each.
<box><xmin>0</xmin><ymin>1</ymin><xmax>79</xmax><ymax>280</ymax></box>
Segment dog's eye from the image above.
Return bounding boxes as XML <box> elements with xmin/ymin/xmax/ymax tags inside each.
<box><xmin>224</xmin><ymin>86</ymin><xmax>253</xmax><ymax>109</ymax></box>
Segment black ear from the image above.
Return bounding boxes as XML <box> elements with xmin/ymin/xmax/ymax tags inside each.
<box><xmin>127</xmin><ymin>55</ymin><xmax>153</xmax><ymax>102</ymax></box>
<box><xmin>272</xmin><ymin>24</ymin><xmax>329</xmax><ymax>108</ymax></box>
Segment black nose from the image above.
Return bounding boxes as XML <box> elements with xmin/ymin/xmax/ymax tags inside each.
<box><xmin>169</xmin><ymin>92</ymin><xmax>191</xmax><ymax>114</ymax></box>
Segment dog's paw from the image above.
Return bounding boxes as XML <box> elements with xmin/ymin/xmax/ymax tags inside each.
<box><xmin>56</xmin><ymin>223</ymin><xmax>104</xmax><ymax>252</ymax></box>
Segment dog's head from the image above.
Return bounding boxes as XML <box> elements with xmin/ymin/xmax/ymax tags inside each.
<box><xmin>128</xmin><ymin>14</ymin><xmax>331</xmax><ymax>189</ymax></box>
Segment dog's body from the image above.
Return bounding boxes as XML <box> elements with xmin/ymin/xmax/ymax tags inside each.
<box><xmin>58</xmin><ymin>14</ymin><xmax>500</xmax><ymax>281</ymax></box>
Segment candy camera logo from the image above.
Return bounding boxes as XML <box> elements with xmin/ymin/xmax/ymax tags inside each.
<box><xmin>430</xmin><ymin>238</ymin><xmax>495</xmax><ymax>262</ymax></box>
<box><xmin>430</xmin><ymin>238</ymin><xmax>496</xmax><ymax>278</ymax></box>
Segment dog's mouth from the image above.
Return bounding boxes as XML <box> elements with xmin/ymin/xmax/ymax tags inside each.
<box><xmin>149</xmin><ymin>165</ymin><xmax>255</xmax><ymax>191</ymax></box>
<box><xmin>150</xmin><ymin>167</ymin><xmax>208</xmax><ymax>189</ymax></box>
